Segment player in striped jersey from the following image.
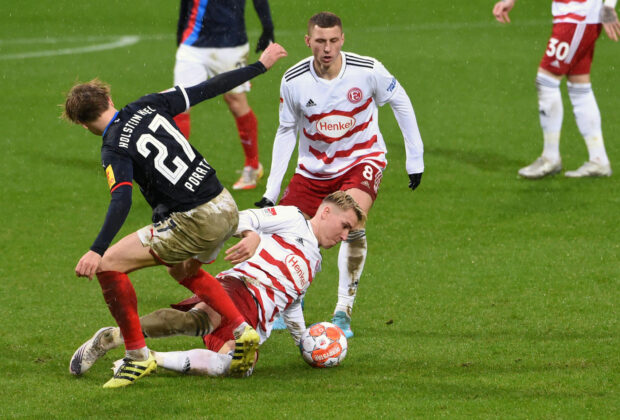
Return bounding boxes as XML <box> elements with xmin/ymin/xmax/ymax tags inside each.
<box><xmin>255</xmin><ymin>12</ymin><xmax>425</xmax><ymax>338</ymax></box>
<box><xmin>69</xmin><ymin>191</ymin><xmax>365</xmax><ymax>378</ymax></box>
<box><xmin>493</xmin><ymin>0</ymin><xmax>619</xmax><ymax>178</ymax></box>
<box><xmin>173</xmin><ymin>0</ymin><xmax>276</xmax><ymax>190</ymax></box>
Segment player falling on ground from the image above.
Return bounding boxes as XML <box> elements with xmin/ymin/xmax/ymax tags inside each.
<box><xmin>63</xmin><ymin>43</ymin><xmax>287</xmax><ymax>388</ymax></box>
<box><xmin>255</xmin><ymin>12</ymin><xmax>425</xmax><ymax>337</ymax></box>
<box><xmin>493</xmin><ymin>0</ymin><xmax>620</xmax><ymax>178</ymax></box>
<box><xmin>70</xmin><ymin>192</ymin><xmax>365</xmax><ymax>377</ymax></box>
<box><xmin>173</xmin><ymin>0</ymin><xmax>276</xmax><ymax>190</ymax></box>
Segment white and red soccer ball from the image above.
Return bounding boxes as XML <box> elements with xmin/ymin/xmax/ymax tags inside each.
<box><xmin>299</xmin><ymin>322</ymin><xmax>348</xmax><ymax>368</ymax></box>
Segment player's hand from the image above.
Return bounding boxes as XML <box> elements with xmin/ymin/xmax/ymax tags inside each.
<box><xmin>256</xmin><ymin>28</ymin><xmax>275</xmax><ymax>52</ymax></box>
<box><xmin>254</xmin><ymin>197</ymin><xmax>275</xmax><ymax>208</ymax></box>
<box><xmin>75</xmin><ymin>250</ymin><xmax>102</xmax><ymax>280</ymax></box>
<box><xmin>601</xmin><ymin>6</ymin><xmax>620</xmax><ymax>41</ymax></box>
<box><xmin>224</xmin><ymin>232</ymin><xmax>260</xmax><ymax>264</ymax></box>
<box><xmin>258</xmin><ymin>43</ymin><xmax>287</xmax><ymax>70</ymax></box>
<box><xmin>493</xmin><ymin>0</ymin><xmax>515</xmax><ymax>23</ymax></box>
<box><xmin>408</xmin><ymin>173</ymin><xmax>423</xmax><ymax>192</ymax></box>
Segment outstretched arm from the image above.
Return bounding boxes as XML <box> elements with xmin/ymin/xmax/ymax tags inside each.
<box><xmin>184</xmin><ymin>43</ymin><xmax>287</xmax><ymax>107</ymax></box>
<box><xmin>493</xmin><ymin>0</ymin><xmax>516</xmax><ymax>24</ymax></box>
<box><xmin>262</xmin><ymin>124</ymin><xmax>297</xmax><ymax>203</ymax></box>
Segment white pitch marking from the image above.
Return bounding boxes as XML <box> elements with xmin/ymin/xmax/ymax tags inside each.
<box><xmin>0</xmin><ymin>36</ymin><xmax>140</xmax><ymax>60</ymax></box>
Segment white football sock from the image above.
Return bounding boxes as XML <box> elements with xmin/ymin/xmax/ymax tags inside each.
<box><xmin>567</xmin><ymin>81</ymin><xmax>609</xmax><ymax>165</ymax></box>
<box><xmin>335</xmin><ymin>230</ymin><xmax>367</xmax><ymax>316</ymax></box>
<box><xmin>126</xmin><ymin>346</ymin><xmax>150</xmax><ymax>361</ymax></box>
<box><xmin>536</xmin><ymin>73</ymin><xmax>563</xmax><ymax>163</ymax></box>
<box><xmin>154</xmin><ymin>349</ymin><xmax>231</xmax><ymax>376</ymax></box>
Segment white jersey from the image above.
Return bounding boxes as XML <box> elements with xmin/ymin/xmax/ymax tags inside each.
<box><xmin>552</xmin><ymin>0</ymin><xmax>602</xmax><ymax>24</ymax></box>
<box><xmin>217</xmin><ymin>206</ymin><xmax>321</xmax><ymax>344</ymax></box>
<box><xmin>265</xmin><ymin>51</ymin><xmax>423</xmax><ymax>200</ymax></box>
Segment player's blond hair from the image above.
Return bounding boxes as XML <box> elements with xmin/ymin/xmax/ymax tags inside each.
<box><xmin>322</xmin><ymin>191</ymin><xmax>366</xmax><ymax>225</ymax></box>
<box><xmin>307</xmin><ymin>12</ymin><xmax>342</xmax><ymax>35</ymax></box>
<box><xmin>62</xmin><ymin>78</ymin><xmax>111</xmax><ymax>124</ymax></box>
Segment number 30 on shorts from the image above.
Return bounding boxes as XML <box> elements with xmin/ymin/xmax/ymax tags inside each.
<box><xmin>545</xmin><ymin>38</ymin><xmax>570</xmax><ymax>61</ymax></box>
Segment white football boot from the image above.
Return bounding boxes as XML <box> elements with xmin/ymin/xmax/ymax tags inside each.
<box><xmin>564</xmin><ymin>161</ymin><xmax>612</xmax><ymax>178</ymax></box>
<box><xmin>69</xmin><ymin>327</ymin><xmax>119</xmax><ymax>375</ymax></box>
<box><xmin>518</xmin><ymin>157</ymin><xmax>562</xmax><ymax>179</ymax></box>
<box><xmin>233</xmin><ymin>163</ymin><xmax>263</xmax><ymax>190</ymax></box>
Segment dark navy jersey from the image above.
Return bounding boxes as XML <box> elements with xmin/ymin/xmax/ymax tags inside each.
<box><xmin>177</xmin><ymin>0</ymin><xmax>273</xmax><ymax>48</ymax></box>
<box><xmin>101</xmin><ymin>87</ymin><xmax>222</xmax><ymax>215</ymax></box>
<box><xmin>90</xmin><ymin>61</ymin><xmax>267</xmax><ymax>255</ymax></box>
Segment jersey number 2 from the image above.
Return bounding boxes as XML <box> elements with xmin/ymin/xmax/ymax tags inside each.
<box><xmin>137</xmin><ymin>115</ymin><xmax>196</xmax><ymax>184</ymax></box>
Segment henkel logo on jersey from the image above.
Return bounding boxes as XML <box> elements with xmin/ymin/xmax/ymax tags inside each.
<box><xmin>315</xmin><ymin>115</ymin><xmax>356</xmax><ymax>139</ymax></box>
<box><xmin>284</xmin><ymin>254</ymin><xmax>310</xmax><ymax>290</ymax></box>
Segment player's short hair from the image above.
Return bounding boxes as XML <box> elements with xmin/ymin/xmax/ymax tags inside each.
<box><xmin>62</xmin><ymin>78</ymin><xmax>111</xmax><ymax>124</ymax></box>
<box><xmin>322</xmin><ymin>190</ymin><xmax>366</xmax><ymax>225</ymax></box>
<box><xmin>307</xmin><ymin>12</ymin><xmax>342</xmax><ymax>35</ymax></box>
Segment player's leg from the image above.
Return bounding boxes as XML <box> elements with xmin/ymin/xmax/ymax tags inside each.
<box><xmin>209</xmin><ymin>44</ymin><xmax>262</xmax><ymax>189</ymax></box>
<box><xmin>152</xmin><ymin>348</ymin><xmax>233</xmax><ymax>377</ymax></box>
<box><xmin>92</xmin><ymin>233</ymin><xmax>158</xmax><ymax>387</ymax></box>
<box><xmin>333</xmin><ymin>184</ymin><xmax>373</xmax><ymax>338</ymax></box>
<box><xmin>225</xmin><ymin>92</ymin><xmax>263</xmax><ymax>190</ymax></box>
<box><xmin>172</xmin><ymin>44</ymin><xmax>209</xmax><ymax>139</ymax></box>
<box><xmin>564</xmin><ymin>24</ymin><xmax>611</xmax><ymax>177</ymax></box>
<box><xmin>518</xmin><ymin>68</ymin><xmax>564</xmax><ymax>179</ymax></box>
<box><xmin>70</xmin><ymin>303</ymin><xmax>217</xmax><ymax>376</ymax></box>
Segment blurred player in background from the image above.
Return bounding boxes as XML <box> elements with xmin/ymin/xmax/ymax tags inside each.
<box><xmin>69</xmin><ymin>192</ymin><xmax>365</xmax><ymax>378</ymax></box>
<box><xmin>255</xmin><ymin>12</ymin><xmax>425</xmax><ymax>338</ymax></box>
<box><xmin>173</xmin><ymin>0</ymin><xmax>276</xmax><ymax>190</ymax></box>
<box><xmin>63</xmin><ymin>43</ymin><xmax>287</xmax><ymax>388</ymax></box>
<box><xmin>493</xmin><ymin>0</ymin><xmax>620</xmax><ymax>178</ymax></box>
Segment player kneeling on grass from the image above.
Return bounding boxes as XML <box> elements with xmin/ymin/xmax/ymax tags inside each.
<box><xmin>70</xmin><ymin>192</ymin><xmax>365</xmax><ymax>377</ymax></box>
<box><xmin>64</xmin><ymin>43</ymin><xmax>287</xmax><ymax>388</ymax></box>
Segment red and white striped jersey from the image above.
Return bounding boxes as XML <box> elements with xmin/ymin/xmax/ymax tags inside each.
<box><xmin>277</xmin><ymin>51</ymin><xmax>424</xmax><ymax>181</ymax></box>
<box><xmin>217</xmin><ymin>206</ymin><xmax>321</xmax><ymax>344</ymax></box>
<box><xmin>552</xmin><ymin>0</ymin><xmax>603</xmax><ymax>23</ymax></box>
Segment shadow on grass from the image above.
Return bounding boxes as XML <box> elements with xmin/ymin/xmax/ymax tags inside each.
<box><xmin>427</xmin><ymin>145</ymin><xmax>524</xmax><ymax>172</ymax></box>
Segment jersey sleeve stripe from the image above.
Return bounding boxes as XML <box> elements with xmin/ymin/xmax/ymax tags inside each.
<box><xmin>178</xmin><ymin>86</ymin><xmax>190</xmax><ymax>112</ymax></box>
<box><xmin>110</xmin><ymin>182</ymin><xmax>133</xmax><ymax>193</ymax></box>
<box><xmin>284</xmin><ymin>62</ymin><xmax>311</xmax><ymax>82</ymax></box>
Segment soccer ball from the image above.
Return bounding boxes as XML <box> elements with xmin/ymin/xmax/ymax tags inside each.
<box><xmin>299</xmin><ymin>322</ymin><xmax>348</xmax><ymax>368</ymax></box>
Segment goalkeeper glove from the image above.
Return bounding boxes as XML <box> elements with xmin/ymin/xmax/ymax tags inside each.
<box><xmin>255</xmin><ymin>28</ymin><xmax>275</xmax><ymax>52</ymax></box>
<box><xmin>408</xmin><ymin>173</ymin><xmax>423</xmax><ymax>192</ymax></box>
<box><xmin>254</xmin><ymin>197</ymin><xmax>275</xmax><ymax>208</ymax></box>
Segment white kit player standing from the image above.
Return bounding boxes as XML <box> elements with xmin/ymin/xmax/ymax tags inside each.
<box><xmin>255</xmin><ymin>12</ymin><xmax>425</xmax><ymax>338</ymax></box>
<box><xmin>493</xmin><ymin>0</ymin><xmax>620</xmax><ymax>178</ymax></box>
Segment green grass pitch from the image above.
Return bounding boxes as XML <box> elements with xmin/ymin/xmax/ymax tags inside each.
<box><xmin>0</xmin><ymin>0</ymin><xmax>618</xmax><ymax>418</ymax></box>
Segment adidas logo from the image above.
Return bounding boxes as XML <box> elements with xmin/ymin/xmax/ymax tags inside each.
<box><xmin>551</xmin><ymin>60</ymin><xmax>560</xmax><ymax>68</ymax></box>
<box><xmin>306</xmin><ymin>99</ymin><xmax>316</xmax><ymax>107</ymax></box>
<box><xmin>296</xmin><ymin>237</ymin><xmax>304</xmax><ymax>245</ymax></box>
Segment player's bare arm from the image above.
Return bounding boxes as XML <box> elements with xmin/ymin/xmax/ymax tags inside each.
<box><xmin>601</xmin><ymin>1</ymin><xmax>620</xmax><ymax>41</ymax></box>
<box><xmin>224</xmin><ymin>231</ymin><xmax>261</xmax><ymax>264</ymax></box>
<box><xmin>493</xmin><ymin>0</ymin><xmax>516</xmax><ymax>23</ymax></box>
<box><xmin>257</xmin><ymin>43</ymin><xmax>287</xmax><ymax>70</ymax></box>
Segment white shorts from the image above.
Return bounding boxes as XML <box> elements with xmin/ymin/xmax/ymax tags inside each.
<box><xmin>137</xmin><ymin>189</ymin><xmax>239</xmax><ymax>265</ymax></box>
<box><xmin>174</xmin><ymin>43</ymin><xmax>251</xmax><ymax>94</ymax></box>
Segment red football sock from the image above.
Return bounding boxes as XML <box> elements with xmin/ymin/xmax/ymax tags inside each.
<box><xmin>97</xmin><ymin>271</ymin><xmax>145</xmax><ymax>350</ymax></box>
<box><xmin>179</xmin><ymin>269</ymin><xmax>244</xmax><ymax>327</ymax></box>
<box><xmin>174</xmin><ymin>112</ymin><xmax>191</xmax><ymax>139</ymax></box>
<box><xmin>235</xmin><ymin>110</ymin><xmax>259</xmax><ymax>168</ymax></box>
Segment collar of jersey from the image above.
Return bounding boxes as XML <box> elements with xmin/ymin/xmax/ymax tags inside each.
<box><xmin>102</xmin><ymin>111</ymin><xmax>120</xmax><ymax>137</ymax></box>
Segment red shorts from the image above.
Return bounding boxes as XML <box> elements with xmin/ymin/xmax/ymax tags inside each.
<box><xmin>171</xmin><ymin>276</ymin><xmax>259</xmax><ymax>352</ymax></box>
<box><xmin>279</xmin><ymin>163</ymin><xmax>382</xmax><ymax>216</ymax></box>
<box><xmin>539</xmin><ymin>23</ymin><xmax>601</xmax><ymax>76</ymax></box>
